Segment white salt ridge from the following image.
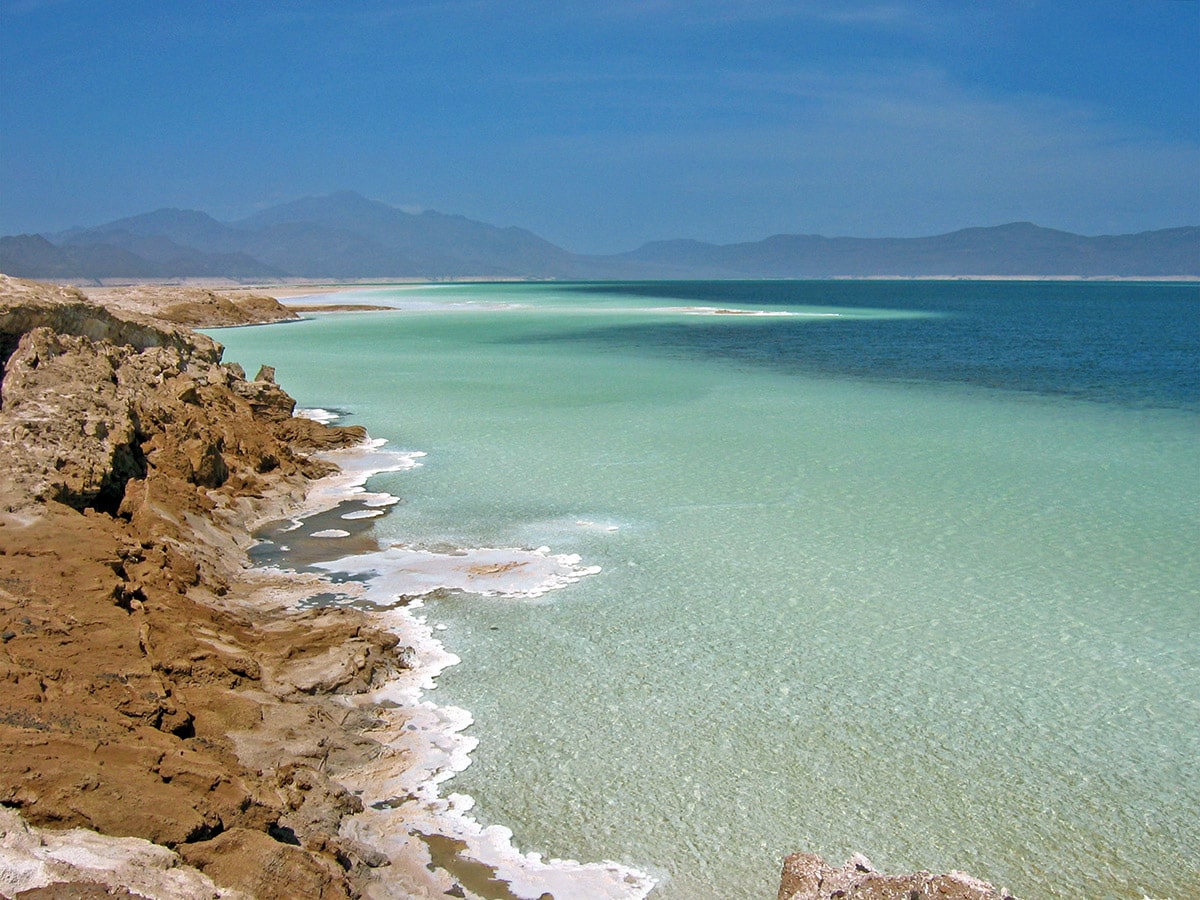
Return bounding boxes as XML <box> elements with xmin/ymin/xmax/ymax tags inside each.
<box><xmin>312</xmin><ymin>545</ymin><xmax>603</xmax><ymax>601</ymax></box>
<box><xmin>304</xmin><ymin>438</ymin><xmax>423</xmax><ymax>515</ymax></box>
<box><xmin>284</xmin><ymin>291</ymin><xmax>528</xmax><ymax>313</ymax></box>
<box><xmin>264</xmin><ymin>432</ymin><xmax>654</xmax><ymax>898</ymax></box>
<box><xmin>262</xmin><ymin>433</ymin><xmax>415</xmax><ymax>537</ymax></box>
<box><xmin>294</xmin><ymin>409</ymin><xmax>419</xmax><ymax>512</ymax></box>
<box><xmin>576</xmin><ymin>518</ymin><xmax>621</xmax><ymax>532</ymax></box>
<box><xmin>655</xmin><ymin>305</ymin><xmax>838</xmax><ymax>317</ymax></box>
<box><xmin>310</xmin><ymin>529</ymin><xmax>351</xmax><ymax>538</ymax></box>
<box><xmin>384</xmin><ymin>300</ymin><xmax>528</xmax><ymax>312</ymax></box>
<box><xmin>642</xmin><ymin>304</ymin><xmax>937</xmax><ymax>320</ymax></box>
<box><xmin>312</xmin><ymin>542</ymin><xmax>600</xmax><ymax>607</ymax></box>
<box><xmin>511</xmin><ymin>516</ymin><xmax>626</xmax><ymax>548</ymax></box>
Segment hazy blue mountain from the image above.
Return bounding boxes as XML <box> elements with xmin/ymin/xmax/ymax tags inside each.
<box><xmin>3</xmin><ymin>192</ymin><xmax>1197</xmax><ymax>280</ymax></box>
<box><xmin>233</xmin><ymin>190</ymin><xmax>588</xmax><ymax>277</ymax></box>
<box><xmin>57</xmin><ymin>227</ymin><xmax>285</xmax><ymax>278</ymax></box>
<box><xmin>0</xmin><ymin>233</ymin><xmax>163</xmax><ymax>279</ymax></box>
<box><xmin>238</xmin><ymin>221</ymin><xmax>411</xmax><ymax>280</ymax></box>
<box><xmin>54</xmin><ymin>208</ymin><xmax>246</xmax><ymax>254</ymax></box>
<box><xmin>617</xmin><ymin>222</ymin><xmax>1200</xmax><ymax>277</ymax></box>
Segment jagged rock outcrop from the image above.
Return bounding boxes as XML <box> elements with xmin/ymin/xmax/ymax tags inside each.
<box><xmin>0</xmin><ymin>279</ymin><xmax>207</xmax><ymax>397</ymax></box>
<box><xmin>0</xmin><ymin>275</ymin><xmax>399</xmax><ymax>898</ymax></box>
<box><xmin>0</xmin><ymin>276</ymin><xmax>346</xmax><ymax>516</ymax></box>
<box><xmin>85</xmin><ymin>284</ymin><xmax>301</xmax><ymax>328</ymax></box>
<box><xmin>778</xmin><ymin>852</ymin><xmax>1017</xmax><ymax>900</ymax></box>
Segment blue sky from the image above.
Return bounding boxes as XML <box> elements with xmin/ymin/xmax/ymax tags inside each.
<box><xmin>2</xmin><ymin>0</ymin><xmax>1198</xmax><ymax>252</ymax></box>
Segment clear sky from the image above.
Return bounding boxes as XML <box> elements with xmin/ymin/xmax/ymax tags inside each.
<box><xmin>2</xmin><ymin>1</ymin><xmax>1198</xmax><ymax>253</ymax></box>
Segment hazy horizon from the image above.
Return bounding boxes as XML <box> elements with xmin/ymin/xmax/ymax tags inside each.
<box><xmin>7</xmin><ymin>189</ymin><xmax>1197</xmax><ymax>259</ymax></box>
<box><xmin>2</xmin><ymin>2</ymin><xmax>1198</xmax><ymax>254</ymax></box>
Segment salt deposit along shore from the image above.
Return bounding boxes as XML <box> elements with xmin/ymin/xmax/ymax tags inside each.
<box><xmin>0</xmin><ymin>275</ymin><xmax>1016</xmax><ymax>899</ymax></box>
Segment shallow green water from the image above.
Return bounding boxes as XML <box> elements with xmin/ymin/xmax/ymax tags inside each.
<box><xmin>215</xmin><ymin>282</ymin><xmax>1199</xmax><ymax>899</ymax></box>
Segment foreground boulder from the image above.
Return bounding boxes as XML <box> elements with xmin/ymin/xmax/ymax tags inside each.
<box><xmin>778</xmin><ymin>852</ymin><xmax>1017</xmax><ymax>900</ymax></box>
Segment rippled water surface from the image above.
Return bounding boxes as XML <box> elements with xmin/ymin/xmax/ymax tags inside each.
<box><xmin>216</xmin><ymin>281</ymin><xmax>1200</xmax><ymax>899</ymax></box>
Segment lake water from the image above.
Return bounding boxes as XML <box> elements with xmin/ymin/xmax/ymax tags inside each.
<box><xmin>215</xmin><ymin>280</ymin><xmax>1200</xmax><ymax>900</ymax></box>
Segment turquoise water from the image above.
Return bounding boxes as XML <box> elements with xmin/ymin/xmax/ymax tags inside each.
<box><xmin>215</xmin><ymin>282</ymin><xmax>1199</xmax><ymax>899</ymax></box>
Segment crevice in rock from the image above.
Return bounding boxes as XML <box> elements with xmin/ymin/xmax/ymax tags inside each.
<box><xmin>0</xmin><ymin>329</ymin><xmax>21</xmax><ymax>406</ymax></box>
<box><xmin>51</xmin><ymin>432</ymin><xmax>149</xmax><ymax>516</ymax></box>
<box><xmin>182</xmin><ymin>820</ymin><xmax>224</xmax><ymax>844</ymax></box>
<box><xmin>268</xmin><ymin>823</ymin><xmax>302</xmax><ymax>846</ymax></box>
<box><xmin>96</xmin><ymin>437</ymin><xmax>149</xmax><ymax>515</ymax></box>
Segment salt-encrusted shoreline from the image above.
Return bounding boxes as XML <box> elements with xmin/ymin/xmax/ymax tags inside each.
<box><xmin>251</xmin><ymin>427</ymin><xmax>658</xmax><ymax>898</ymax></box>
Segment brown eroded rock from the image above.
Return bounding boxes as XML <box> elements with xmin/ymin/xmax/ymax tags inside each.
<box><xmin>13</xmin><ymin>886</ymin><xmax>144</xmax><ymax>899</ymax></box>
<box><xmin>0</xmin><ymin>274</ymin><xmax>407</xmax><ymax>898</ymax></box>
<box><xmin>178</xmin><ymin>827</ymin><xmax>354</xmax><ymax>900</ymax></box>
<box><xmin>0</xmin><ymin>278</ymin><xmax>212</xmax><ymax>370</ymax></box>
<box><xmin>778</xmin><ymin>852</ymin><xmax>1017</xmax><ymax>900</ymax></box>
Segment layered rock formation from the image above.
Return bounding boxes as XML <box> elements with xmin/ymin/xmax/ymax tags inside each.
<box><xmin>0</xmin><ymin>275</ymin><xmax>404</xmax><ymax>898</ymax></box>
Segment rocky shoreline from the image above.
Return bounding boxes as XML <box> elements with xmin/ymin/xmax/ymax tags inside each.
<box><xmin>0</xmin><ymin>276</ymin><xmax>425</xmax><ymax>897</ymax></box>
<box><xmin>0</xmin><ymin>274</ymin><xmax>1016</xmax><ymax>899</ymax></box>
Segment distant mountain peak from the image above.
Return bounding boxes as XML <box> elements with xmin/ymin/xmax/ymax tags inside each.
<box><xmin>622</xmin><ymin>221</ymin><xmax>1198</xmax><ymax>277</ymax></box>
<box><xmin>2</xmin><ymin>197</ymin><xmax>1196</xmax><ymax>280</ymax></box>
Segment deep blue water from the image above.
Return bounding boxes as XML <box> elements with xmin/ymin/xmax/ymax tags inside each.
<box><xmin>543</xmin><ymin>280</ymin><xmax>1200</xmax><ymax>410</ymax></box>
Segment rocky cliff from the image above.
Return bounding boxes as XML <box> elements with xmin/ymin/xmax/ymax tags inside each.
<box><xmin>0</xmin><ymin>275</ymin><xmax>408</xmax><ymax>898</ymax></box>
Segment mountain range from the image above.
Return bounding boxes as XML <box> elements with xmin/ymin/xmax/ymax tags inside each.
<box><xmin>2</xmin><ymin>191</ymin><xmax>1197</xmax><ymax>280</ymax></box>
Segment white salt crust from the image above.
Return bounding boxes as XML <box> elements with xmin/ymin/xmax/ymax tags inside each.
<box><xmin>311</xmin><ymin>545</ymin><xmax>603</xmax><ymax>601</ymax></box>
<box><xmin>0</xmin><ymin>808</ymin><xmax>244</xmax><ymax>899</ymax></box>
<box><xmin>270</xmin><ymin>424</ymin><xmax>657</xmax><ymax>899</ymax></box>
<box><xmin>660</xmin><ymin>305</ymin><xmax>838</xmax><ymax>317</ymax></box>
